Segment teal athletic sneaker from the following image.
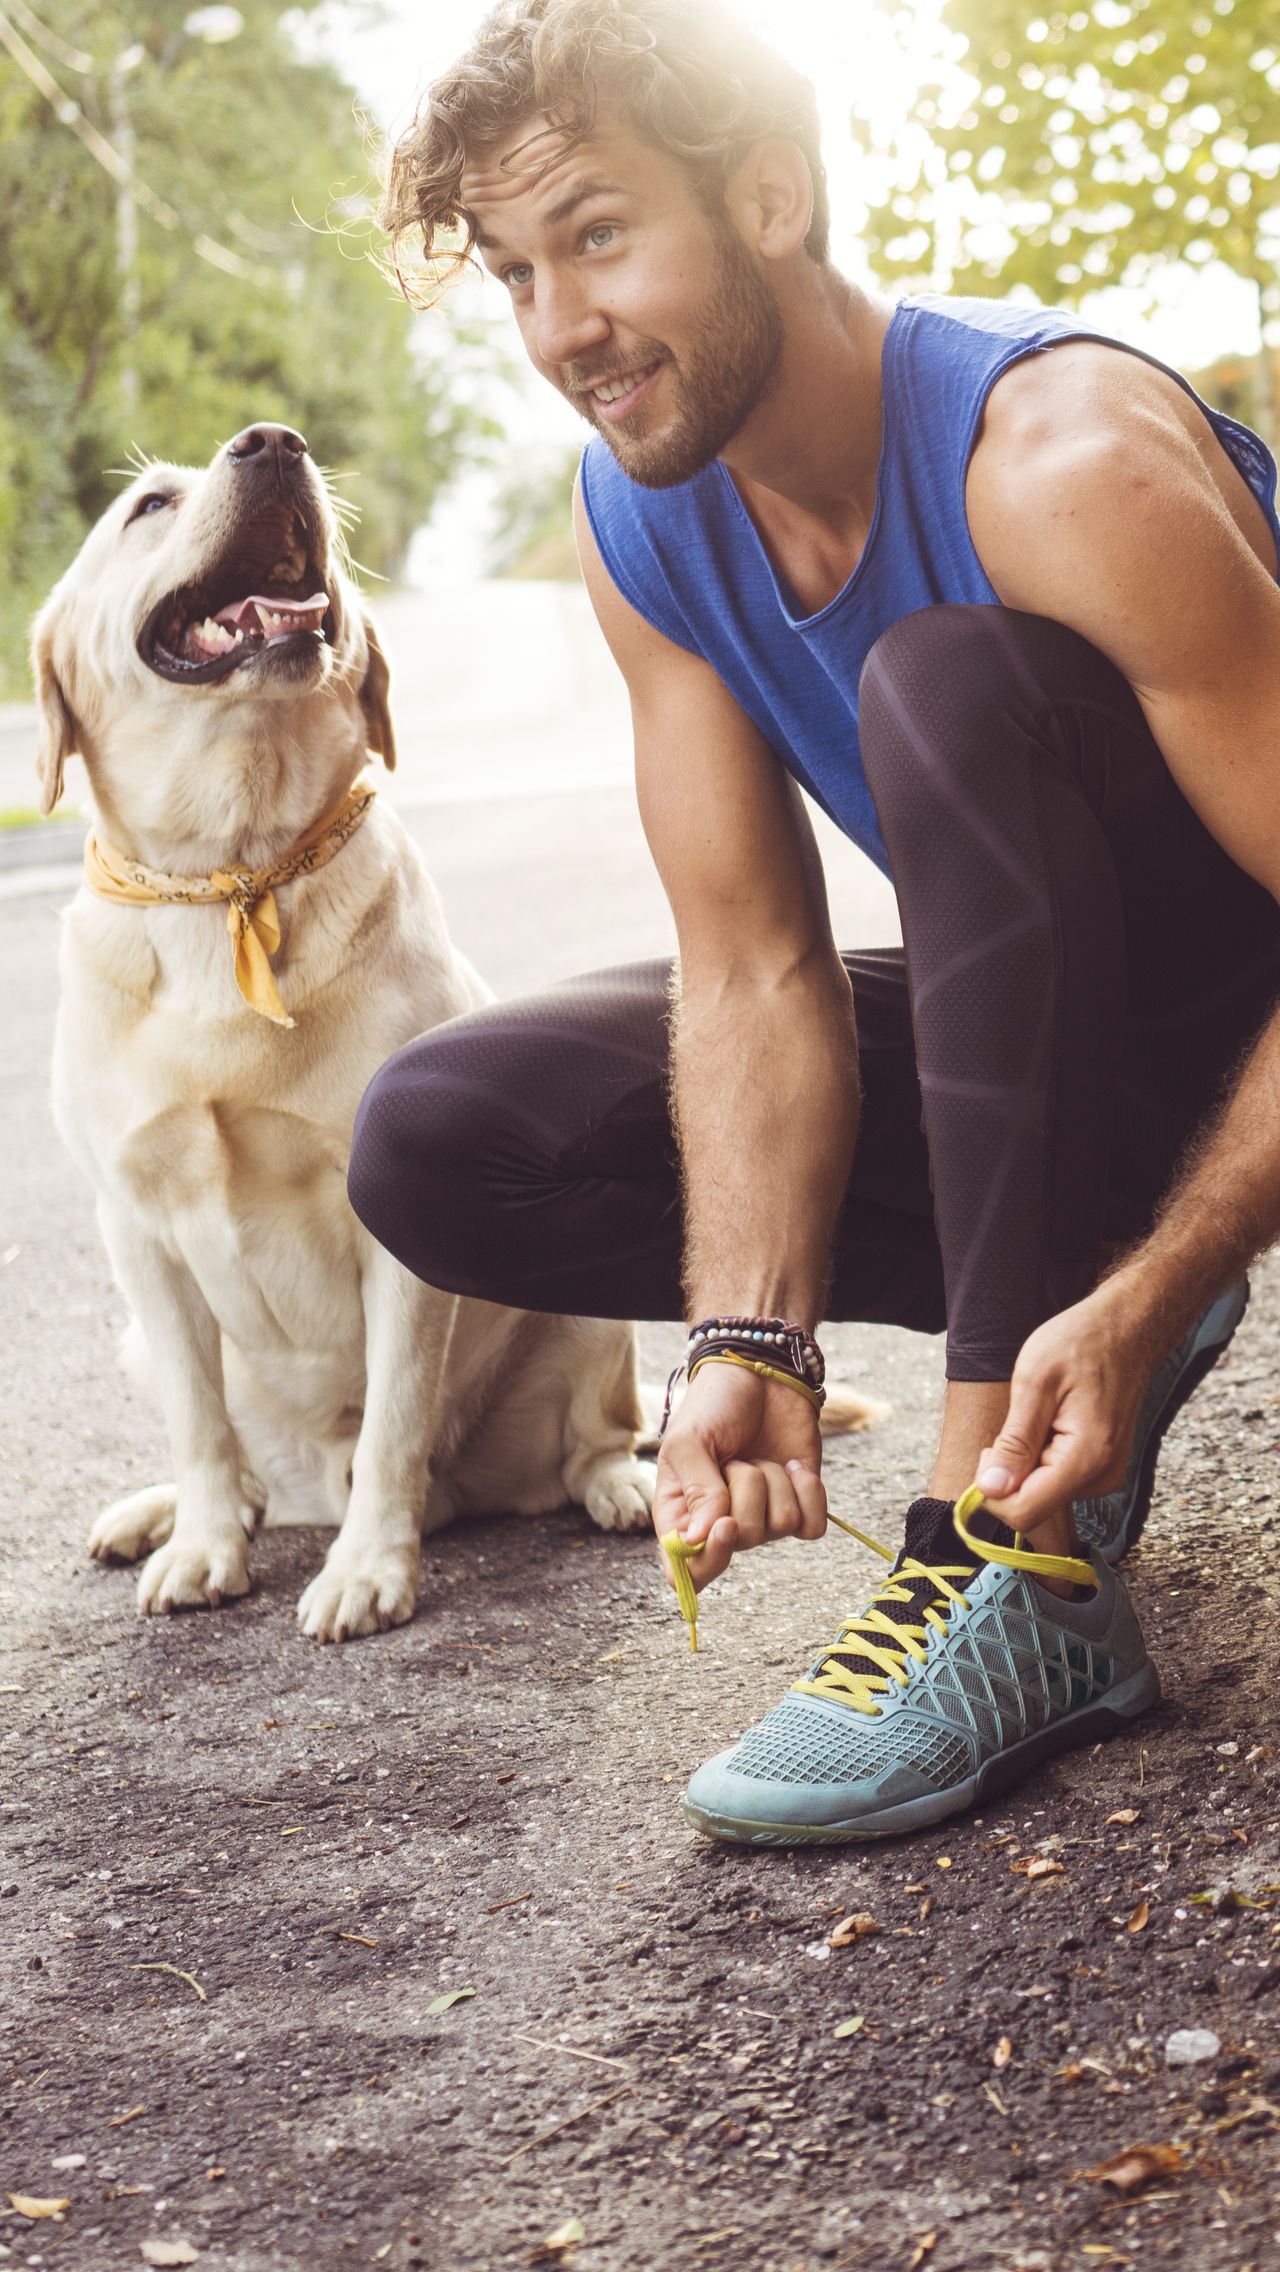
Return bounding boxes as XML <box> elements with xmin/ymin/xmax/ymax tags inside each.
<box><xmin>1073</xmin><ymin>1279</ymin><xmax>1248</xmax><ymax>1566</ymax></box>
<box><xmin>682</xmin><ymin>1487</ymin><xmax>1158</xmax><ymax>1847</ymax></box>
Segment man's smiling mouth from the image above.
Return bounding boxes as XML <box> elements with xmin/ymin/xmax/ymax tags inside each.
<box><xmin>590</xmin><ymin>359</ymin><xmax>662</xmax><ymax>404</ymax></box>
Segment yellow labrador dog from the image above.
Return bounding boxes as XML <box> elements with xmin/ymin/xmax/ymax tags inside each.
<box><xmin>34</xmin><ymin>423</ymin><xmax>654</xmax><ymax>1641</ymax></box>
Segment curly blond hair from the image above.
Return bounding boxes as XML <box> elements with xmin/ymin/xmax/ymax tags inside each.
<box><xmin>379</xmin><ymin>0</ymin><xmax>829</xmax><ymax>306</ymax></box>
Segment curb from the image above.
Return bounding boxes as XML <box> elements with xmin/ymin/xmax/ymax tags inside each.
<box><xmin>0</xmin><ymin>820</ymin><xmax>87</xmax><ymax>873</ymax></box>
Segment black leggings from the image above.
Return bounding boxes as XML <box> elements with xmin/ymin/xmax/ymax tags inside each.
<box><xmin>349</xmin><ymin>606</ymin><xmax>1280</xmax><ymax>1381</ymax></box>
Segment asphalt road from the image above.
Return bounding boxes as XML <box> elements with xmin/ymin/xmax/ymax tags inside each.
<box><xmin>2</xmin><ymin>616</ymin><xmax>1278</xmax><ymax>2272</ymax></box>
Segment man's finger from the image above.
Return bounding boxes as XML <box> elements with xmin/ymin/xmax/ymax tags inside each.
<box><xmin>981</xmin><ymin>1435</ymin><xmax>1109</xmax><ymax>1532</ymax></box>
<box><xmin>661</xmin><ymin>1514</ymin><xmax>738</xmax><ymax>1594</ymax></box>
<box><xmin>724</xmin><ymin>1459</ymin><xmax>770</xmax><ymax>1547</ymax></box>
<box><xmin>785</xmin><ymin>1458</ymin><xmax>828</xmax><ymax>1539</ymax></box>
<box><xmin>658</xmin><ymin>1433</ymin><xmax>732</xmax><ymax>1544</ymax></box>
<box><xmin>975</xmin><ymin>1371</ymin><xmax>1059</xmax><ymax>1498</ymax></box>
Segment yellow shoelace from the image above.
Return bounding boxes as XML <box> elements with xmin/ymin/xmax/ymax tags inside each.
<box><xmin>661</xmin><ymin>1484</ymin><xmax>1097</xmax><ymax>1672</ymax></box>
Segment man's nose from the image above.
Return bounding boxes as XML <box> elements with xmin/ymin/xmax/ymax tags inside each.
<box><xmin>226</xmin><ymin>424</ymin><xmax>309</xmax><ymax>466</ymax></box>
<box><xmin>532</xmin><ymin>277</ymin><xmax>611</xmax><ymax>371</ymax></box>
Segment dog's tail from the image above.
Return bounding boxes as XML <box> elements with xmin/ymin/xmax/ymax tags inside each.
<box><xmin>819</xmin><ymin>1380</ymin><xmax>887</xmax><ymax>1436</ymax></box>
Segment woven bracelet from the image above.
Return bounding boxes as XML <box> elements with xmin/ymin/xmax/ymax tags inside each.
<box><xmin>687</xmin><ymin>1349</ymin><xmax>825</xmax><ymax>1410</ymax></box>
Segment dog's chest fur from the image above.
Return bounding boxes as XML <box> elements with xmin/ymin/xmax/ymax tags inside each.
<box><xmin>53</xmin><ymin>817</ymin><xmax>476</xmax><ymax>1372</ymax></box>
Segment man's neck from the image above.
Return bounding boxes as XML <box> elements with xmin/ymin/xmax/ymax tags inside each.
<box><xmin>717</xmin><ymin>273</ymin><xmax>896</xmax><ymax>616</ymax></box>
<box><xmin>721</xmin><ymin>273</ymin><xmax>895</xmax><ymax>535</ymax></box>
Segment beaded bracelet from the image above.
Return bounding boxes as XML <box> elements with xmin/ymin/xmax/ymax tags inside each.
<box><xmin>688</xmin><ymin>1314</ymin><xmax>825</xmax><ymax>1395</ymax></box>
<box><xmin>659</xmin><ymin>1312</ymin><xmax>827</xmax><ymax>1436</ymax></box>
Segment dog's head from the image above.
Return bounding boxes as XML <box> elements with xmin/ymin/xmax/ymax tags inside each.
<box><xmin>32</xmin><ymin>424</ymin><xmax>396</xmax><ymax>820</ymax></box>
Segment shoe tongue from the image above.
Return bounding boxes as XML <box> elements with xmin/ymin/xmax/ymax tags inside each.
<box><xmin>887</xmin><ymin>1496</ymin><xmax>981</xmax><ymax>1624</ymax></box>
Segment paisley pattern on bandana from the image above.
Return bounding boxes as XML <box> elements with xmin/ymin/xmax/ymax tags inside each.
<box><xmin>83</xmin><ymin>776</ymin><xmax>378</xmax><ymax>1027</ymax></box>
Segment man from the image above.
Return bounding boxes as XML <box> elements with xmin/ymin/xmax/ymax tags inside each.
<box><xmin>350</xmin><ymin>0</ymin><xmax>1280</xmax><ymax>1843</ymax></box>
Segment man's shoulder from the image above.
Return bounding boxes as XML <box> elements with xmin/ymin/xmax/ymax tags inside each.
<box><xmin>976</xmin><ymin>332</ymin><xmax>1192</xmax><ymax>458</ymax></box>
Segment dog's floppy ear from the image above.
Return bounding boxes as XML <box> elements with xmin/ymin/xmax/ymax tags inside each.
<box><xmin>31</xmin><ymin>605</ymin><xmax>81</xmax><ymax>815</ymax></box>
<box><xmin>358</xmin><ymin>611</ymin><xmax>396</xmax><ymax>773</ymax></box>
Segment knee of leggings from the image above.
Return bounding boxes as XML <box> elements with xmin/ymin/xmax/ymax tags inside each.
<box><xmin>347</xmin><ymin>1037</ymin><xmax>484</xmax><ymax>1281</ymax></box>
<box><xmin>858</xmin><ymin>602</ymin><xmax>1123</xmax><ymax>801</ymax></box>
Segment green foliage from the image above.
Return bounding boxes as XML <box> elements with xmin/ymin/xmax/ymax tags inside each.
<box><xmin>854</xmin><ymin>1</ymin><xmax>1280</xmax><ymax>431</ymax></box>
<box><xmin>0</xmin><ymin>1</ymin><xmax>497</xmax><ymax>690</ymax></box>
<box><xmin>487</xmin><ymin>446</ymin><xmax>583</xmax><ymax>581</ymax></box>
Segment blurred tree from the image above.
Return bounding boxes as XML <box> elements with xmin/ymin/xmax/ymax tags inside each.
<box><xmin>487</xmin><ymin>447</ymin><xmax>583</xmax><ymax>582</ymax></box>
<box><xmin>0</xmin><ymin>1</ymin><xmax>498</xmax><ymax>689</ymax></box>
<box><xmin>854</xmin><ymin>0</ymin><xmax>1280</xmax><ymax>439</ymax></box>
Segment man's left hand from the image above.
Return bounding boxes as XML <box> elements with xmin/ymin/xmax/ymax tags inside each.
<box><xmin>973</xmin><ymin>1277</ymin><xmax>1166</xmax><ymax>1532</ymax></box>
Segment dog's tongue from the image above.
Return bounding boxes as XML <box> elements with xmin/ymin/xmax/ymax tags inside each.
<box><xmin>214</xmin><ymin>591</ymin><xmax>329</xmax><ymax>633</ymax></box>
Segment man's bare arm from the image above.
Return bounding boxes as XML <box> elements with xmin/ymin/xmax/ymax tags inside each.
<box><xmin>574</xmin><ymin>475</ymin><xmax>857</xmax><ymax>1332</ymax></box>
<box><xmin>575</xmin><ymin>474</ymin><xmax>855</xmax><ymax>1583</ymax></box>
<box><xmin>963</xmin><ymin>345</ymin><xmax>1280</xmax><ymax>1515</ymax></box>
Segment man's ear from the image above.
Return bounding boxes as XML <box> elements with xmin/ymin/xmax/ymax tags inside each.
<box><xmin>31</xmin><ymin>607</ymin><xmax>80</xmax><ymax>815</ymax></box>
<box><xmin>358</xmin><ymin>611</ymin><xmax>396</xmax><ymax>772</ymax></box>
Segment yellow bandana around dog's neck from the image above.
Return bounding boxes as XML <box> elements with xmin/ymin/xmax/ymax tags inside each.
<box><xmin>82</xmin><ymin>774</ymin><xmax>378</xmax><ymax>1028</ymax></box>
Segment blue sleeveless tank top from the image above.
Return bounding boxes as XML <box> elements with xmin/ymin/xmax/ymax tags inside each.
<box><xmin>580</xmin><ymin>292</ymin><xmax>1280</xmax><ymax>877</ymax></box>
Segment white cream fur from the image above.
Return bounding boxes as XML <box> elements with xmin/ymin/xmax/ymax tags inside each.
<box><xmin>37</xmin><ymin>445</ymin><xmax>653</xmax><ymax>1640</ymax></box>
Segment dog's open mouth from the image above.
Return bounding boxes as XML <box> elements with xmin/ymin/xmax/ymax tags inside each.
<box><xmin>139</xmin><ymin>506</ymin><xmax>336</xmax><ymax>685</ymax></box>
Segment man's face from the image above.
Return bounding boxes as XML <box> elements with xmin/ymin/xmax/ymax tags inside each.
<box><xmin>464</xmin><ymin>115</ymin><xmax>783</xmax><ymax>488</ymax></box>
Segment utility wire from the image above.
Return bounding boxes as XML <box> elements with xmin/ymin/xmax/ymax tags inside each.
<box><xmin>0</xmin><ymin>4</ymin><xmax>273</xmax><ymax>284</ymax></box>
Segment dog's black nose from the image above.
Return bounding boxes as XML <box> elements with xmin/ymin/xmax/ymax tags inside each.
<box><xmin>226</xmin><ymin>424</ymin><xmax>309</xmax><ymax>464</ymax></box>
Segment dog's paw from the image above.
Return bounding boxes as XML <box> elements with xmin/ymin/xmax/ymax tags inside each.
<box><xmin>582</xmin><ymin>1455</ymin><xmax>656</xmax><ymax>1533</ymax></box>
<box><xmin>89</xmin><ymin>1485</ymin><xmax>178</xmax><ymax>1564</ymax></box>
<box><xmin>296</xmin><ymin>1542</ymin><xmax>419</xmax><ymax>1643</ymax></box>
<box><xmin>136</xmin><ymin>1532</ymin><xmax>252</xmax><ymax>1616</ymax></box>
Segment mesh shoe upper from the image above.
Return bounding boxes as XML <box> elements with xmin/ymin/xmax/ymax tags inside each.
<box><xmin>683</xmin><ymin>1493</ymin><xmax>1154</xmax><ymax>1837</ymax></box>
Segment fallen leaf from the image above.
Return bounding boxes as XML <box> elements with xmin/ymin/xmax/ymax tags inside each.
<box><xmin>542</xmin><ymin>2218</ymin><xmax>585</xmax><ymax>2250</ymax></box>
<box><xmin>107</xmin><ymin>2104</ymin><xmax>147</xmax><ymax>2127</ymax></box>
<box><xmin>906</xmin><ymin>2234</ymin><xmax>938</xmax><ymax>2272</ymax></box>
<box><xmin>427</xmin><ymin>1988</ymin><xmax>476</xmax><ymax>2015</ymax></box>
<box><xmin>1127</xmin><ymin>1899</ymin><xmax>1151</xmax><ymax>1934</ymax></box>
<box><xmin>1012</xmin><ymin>1856</ymin><xmax>1065</xmax><ymax>1881</ymax></box>
<box><xmin>993</xmin><ymin>2036</ymin><xmax>1013</xmax><ymax>2068</ymax></box>
<box><xmin>1084</xmin><ymin>2143</ymin><xmax>1186</xmax><ymax>2194</ymax></box>
<box><xmin>828</xmin><ymin>1912</ymin><xmax>880</xmax><ymax>1948</ymax></box>
<box><xmin>140</xmin><ymin>2243</ymin><xmax>199</xmax><ymax>2268</ymax></box>
<box><xmin>935</xmin><ymin>1857</ymin><xmax>953</xmax><ymax>1870</ymax></box>
<box><xmin>204</xmin><ymin>2167</ymin><xmax>225</xmax><ymax>2180</ymax></box>
<box><xmin>833</xmin><ymin>2016</ymin><xmax>865</xmax><ymax>2039</ymax></box>
<box><xmin>1107</xmin><ymin>1808</ymin><xmax>1141</xmax><ymax>1826</ymax></box>
<box><xmin>7</xmin><ymin>2195</ymin><xmax>70</xmax><ymax>2221</ymax></box>
<box><xmin>918</xmin><ymin>1895</ymin><xmax>934</xmax><ymax>1922</ymax></box>
<box><xmin>133</xmin><ymin>1962</ymin><xmax>207</xmax><ymax>2002</ymax></box>
<box><xmin>335</xmin><ymin>1933</ymin><xmax>378</xmax><ymax>1947</ymax></box>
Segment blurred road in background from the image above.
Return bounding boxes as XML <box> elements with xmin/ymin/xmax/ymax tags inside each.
<box><xmin>0</xmin><ymin>580</ymin><xmax>901</xmax><ymax>973</ymax></box>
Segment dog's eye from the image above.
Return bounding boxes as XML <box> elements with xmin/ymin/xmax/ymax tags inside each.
<box><xmin>128</xmin><ymin>493</ymin><xmax>173</xmax><ymax>523</ymax></box>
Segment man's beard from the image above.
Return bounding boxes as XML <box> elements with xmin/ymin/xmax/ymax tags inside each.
<box><xmin>562</xmin><ymin>221</ymin><xmax>784</xmax><ymax>489</ymax></box>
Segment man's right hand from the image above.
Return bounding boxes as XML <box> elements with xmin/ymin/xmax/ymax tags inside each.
<box><xmin>654</xmin><ymin>1362</ymin><xmax>828</xmax><ymax>1594</ymax></box>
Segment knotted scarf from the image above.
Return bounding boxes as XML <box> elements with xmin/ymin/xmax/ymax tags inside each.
<box><xmin>82</xmin><ymin>775</ymin><xmax>377</xmax><ymax>1027</ymax></box>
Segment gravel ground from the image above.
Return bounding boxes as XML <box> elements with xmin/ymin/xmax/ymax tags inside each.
<box><xmin>3</xmin><ymin>815</ymin><xmax>1279</xmax><ymax>2272</ymax></box>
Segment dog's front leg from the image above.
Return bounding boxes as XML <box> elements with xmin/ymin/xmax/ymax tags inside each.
<box><xmin>297</xmin><ymin>1248</ymin><xmax>456</xmax><ymax>1642</ymax></box>
<box><xmin>92</xmin><ymin>1207</ymin><xmax>256</xmax><ymax>1614</ymax></box>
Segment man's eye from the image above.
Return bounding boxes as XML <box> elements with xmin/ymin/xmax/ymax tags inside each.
<box><xmin>128</xmin><ymin>493</ymin><xmax>172</xmax><ymax>523</ymax></box>
<box><xmin>584</xmin><ymin>224</ymin><xmax>617</xmax><ymax>250</ymax></box>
